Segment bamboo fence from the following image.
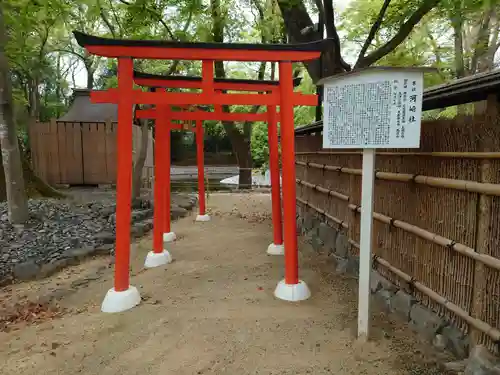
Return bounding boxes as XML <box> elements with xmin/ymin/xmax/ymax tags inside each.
<box><xmin>295</xmin><ymin>114</ymin><xmax>500</xmax><ymax>354</ymax></box>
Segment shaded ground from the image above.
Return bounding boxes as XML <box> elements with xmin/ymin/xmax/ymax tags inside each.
<box><xmin>0</xmin><ymin>193</ymin><xmax>448</xmax><ymax>375</ymax></box>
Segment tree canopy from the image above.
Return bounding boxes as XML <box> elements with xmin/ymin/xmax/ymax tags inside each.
<box><xmin>1</xmin><ymin>0</ymin><xmax>499</xmax><ymax>205</ymax></box>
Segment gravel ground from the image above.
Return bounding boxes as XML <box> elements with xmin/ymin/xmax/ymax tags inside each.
<box><xmin>0</xmin><ymin>188</ymin><xmax>195</xmax><ymax>285</ymax></box>
<box><xmin>0</xmin><ymin>193</ymin><xmax>448</xmax><ymax>375</ymax></box>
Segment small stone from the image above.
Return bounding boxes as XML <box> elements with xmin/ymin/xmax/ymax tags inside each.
<box><xmin>432</xmin><ymin>334</ymin><xmax>447</xmax><ymax>351</ymax></box>
<box><xmin>465</xmin><ymin>346</ymin><xmax>500</xmax><ymax>375</ymax></box>
<box><xmin>94</xmin><ymin>231</ymin><xmax>115</xmax><ymax>244</ymax></box>
<box><xmin>13</xmin><ymin>260</ymin><xmax>41</xmax><ymax>281</ymax></box>
<box><xmin>442</xmin><ymin>325</ymin><xmax>469</xmax><ymax>359</ymax></box>
<box><xmin>311</xmin><ymin>234</ymin><xmax>324</xmax><ymax>252</ymax></box>
<box><xmin>443</xmin><ymin>360</ymin><xmax>467</xmax><ymax>373</ymax></box>
<box><xmin>318</xmin><ymin>222</ymin><xmax>332</xmax><ymax>243</ymax></box>
<box><xmin>375</xmin><ymin>289</ymin><xmax>393</xmax><ymax>311</ymax></box>
<box><xmin>390</xmin><ymin>290</ymin><xmax>416</xmax><ymax>320</ymax></box>
<box><xmin>335</xmin><ymin>259</ymin><xmax>349</xmax><ymax>274</ymax></box>
<box><xmin>409</xmin><ymin>304</ymin><xmax>446</xmax><ymax>342</ymax></box>
<box><xmin>93</xmin><ymin>244</ymin><xmax>114</xmax><ymax>256</ymax></box>
<box><xmin>335</xmin><ymin>233</ymin><xmax>349</xmax><ymax>258</ymax></box>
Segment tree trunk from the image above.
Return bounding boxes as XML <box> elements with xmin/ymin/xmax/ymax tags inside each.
<box><xmin>0</xmin><ymin>3</ymin><xmax>28</xmax><ymax>223</ymax></box>
<box><xmin>0</xmin><ymin>150</ymin><xmax>6</xmax><ymax>201</ymax></box>
<box><xmin>131</xmin><ymin>118</ymin><xmax>149</xmax><ymax>202</ymax></box>
<box><xmin>211</xmin><ymin>0</ymin><xmax>253</xmax><ymax>189</ymax></box>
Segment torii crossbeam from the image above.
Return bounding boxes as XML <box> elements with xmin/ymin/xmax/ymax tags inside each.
<box><xmin>73</xmin><ymin>30</ymin><xmax>329</xmax><ymax>313</ymax></box>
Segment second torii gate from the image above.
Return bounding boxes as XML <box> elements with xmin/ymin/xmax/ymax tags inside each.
<box><xmin>134</xmin><ymin>71</ymin><xmax>304</xmax><ymax>257</ymax></box>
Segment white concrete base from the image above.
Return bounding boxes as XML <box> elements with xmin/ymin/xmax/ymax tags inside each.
<box><xmin>274</xmin><ymin>279</ymin><xmax>311</xmax><ymax>302</ymax></box>
<box><xmin>144</xmin><ymin>250</ymin><xmax>172</xmax><ymax>268</ymax></box>
<box><xmin>196</xmin><ymin>214</ymin><xmax>211</xmax><ymax>222</ymax></box>
<box><xmin>267</xmin><ymin>243</ymin><xmax>285</xmax><ymax>255</ymax></box>
<box><xmin>101</xmin><ymin>286</ymin><xmax>141</xmax><ymax>313</ymax></box>
<box><xmin>163</xmin><ymin>231</ymin><xmax>177</xmax><ymax>243</ymax></box>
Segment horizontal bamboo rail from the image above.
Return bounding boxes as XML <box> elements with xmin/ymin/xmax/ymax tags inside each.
<box><xmin>296</xmin><ymin>160</ymin><xmax>500</xmax><ymax>197</ymax></box>
<box><xmin>296</xmin><ymin>179</ymin><xmax>349</xmax><ymax>201</ymax></box>
<box><xmin>296</xmin><ymin>197</ymin><xmax>348</xmax><ymax>229</ymax></box>
<box><xmin>297</xmin><ymin>178</ymin><xmax>500</xmax><ymax>272</ymax></box>
<box><xmin>347</xmin><ymin>240</ymin><xmax>500</xmax><ymax>342</ymax></box>
<box><xmin>296</xmin><ymin>151</ymin><xmax>500</xmax><ymax>159</ymax></box>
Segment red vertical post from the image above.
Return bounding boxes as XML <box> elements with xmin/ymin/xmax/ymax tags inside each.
<box><xmin>279</xmin><ymin>62</ymin><xmax>299</xmax><ymax>285</ymax></box>
<box><xmin>196</xmin><ymin>120</ymin><xmax>207</xmax><ymax>218</ymax></box>
<box><xmin>267</xmin><ymin>105</ymin><xmax>283</xmax><ymax>252</ymax></box>
<box><xmin>114</xmin><ymin>57</ymin><xmax>134</xmax><ymax>292</ymax></box>
<box><xmin>163</xmin><ymin>109</ymin><xmax>172</xmax><ymax>235</ymax></box>
<box><xmin>152</xmin><ymin>101</ymin><xmax>166</xmax><ymax>254</ymax></box>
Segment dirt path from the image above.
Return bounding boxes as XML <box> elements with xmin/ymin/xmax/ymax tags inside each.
<box><xmin>0</xmin><ymin>193</ymin><xmax>447</xmax><ymax>375</ymax></box>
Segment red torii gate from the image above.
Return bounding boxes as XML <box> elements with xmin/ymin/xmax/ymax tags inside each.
<box><xmin>134</xmin><ymin>71</ymin><xmax>304</xmax><ymax>259</ymax></box>
<box><xmin>73</xmin><ymin>31</ymin><xmax>329</xmax><ymax>312</ymax></box>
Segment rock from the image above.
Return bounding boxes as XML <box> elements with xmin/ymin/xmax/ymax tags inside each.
<box><xmin>63</xmin><ymin>246</ymin><xmax>95</xmax><ymax>261</ymax></box>
<box><xmin>464</xmin><ymin>346</ymin><xmax>500</xmax><ymax>375</ymax></box>
<box><xmin>303</xmin><ymin>214</ymin><xmax>314</xmax><ymax>232</ymax></box>
<box><xmin>93</xmin><ymin>244</ymin><xmax>114</xmax><ymax>256</ymax></box>
<box><xmin>39</xmin><ymin>258</ymin><xmax>70</xmax><ymax>278</ymax></box>
<box><xmin>375</xmin><ymin>289</ymin><xmax>393</xmax><ymax>311</ymax></box>
<box><xmin>311</xmin><ymin>233</ymin><xmax>324</xmax><ymax>252</ymax></box>
<box><xmin>131</xmin><ymin>224</ymin><xmax>145</xmax><ymax>237</ymax></box>
<box><xmin>94</xmin><ymin>231</ymin><xmax>115</xmax><ymax>244</ymax></box>
<box><xmin>335</xmin><ymin>232</ymin><xmax>349</xmax><ymax>258</ymax></box>
<box><xmin>432</xmin><ymin>334</ymin><xmax>447</xmax><ymax>351</ymax></box>
<box><xmin>409</xmin><ymin>304</ymin><xmax>446</xmax><ymax>342</ymax></box>
<box><xmin>442</xmin><ymin>325</ymin><xmax>469</xmax><ymax>359</ymax></box>
<box><xmin>318</xmin><ymin>222</ymin><xmax>333</xmax><ymax>243</ymax></box>
<box><xmin>13</xmin><ymin>260</ymin><xmax>40</xmax><ymax>280</ymax></box>
<box><xmin>335</xmin><ymin>258</ymin><xmax>349</xmax><ymax>274</ymax></box>
<box><xmin>171</xmin><ymin>205</ymin><xmax>188</xmax><ymax>220</ymax></box>
<box><xmin>444</xmin><ymin>360</ymin><xmax>467</xmax><ymax>373</ymax></box>
<box><xmin>390</xmin><ymin>290</ymin><xmax>416</xmax><ymax>320</ymax></box>
<box><xmin>346</xmin><ymin>256</ymin><xmax>360</xmax><ymax>275</ymax></box>
<box><xmin>371</xmin><ymin>271</ymin><xmax>397</xmax><ymax>292</ymax></box>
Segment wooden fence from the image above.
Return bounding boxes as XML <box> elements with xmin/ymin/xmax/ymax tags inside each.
<box><xmin>295</xmin><ymin>114</ymin><xmax>500</xmax><ymax>354</ymax></box>
<box><xmin>29</xmin><ymin>120</ymin><xmax>154</xmax><ymax>186</ymax></box>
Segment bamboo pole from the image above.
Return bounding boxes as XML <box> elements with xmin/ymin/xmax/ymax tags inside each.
<box><xmin>297</xmin><ymin>177</ymin><xmax>500</xmax><ymax>271</ymax></box>
<box><xmin>296</xmin><ymin>197</ymin><xmax>348</xmax><ymax>229</ymax></box>
<box><xmin>471</xmin><ymin>94</ymin><xmax>496</xmax><ymax>346</ymax></box>
<box><xmin>296</xmin><ymin>178</ymin><xmax>349</xmax><ymax>201</ymax></box>
<box><xmin>296</xmin><ymin>151</ymin><xmax>500</xmax><ymax>159</ymax></box>
<box><xmin>296</xmin><ymin>160</ymin><xmax>500</xmax><ymax>197</ymax></box>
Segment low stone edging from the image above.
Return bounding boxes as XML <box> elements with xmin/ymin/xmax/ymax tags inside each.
<box><xmin>4</xmin><ymin>194</ymin><xmax>198</xmax><ymax>285</ymax></box>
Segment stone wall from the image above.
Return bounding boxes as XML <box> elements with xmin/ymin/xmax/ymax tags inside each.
<box><xmin>296</xmin><ymin>203</ymin><xmax>500</xmax><ymax>374</ymax></box>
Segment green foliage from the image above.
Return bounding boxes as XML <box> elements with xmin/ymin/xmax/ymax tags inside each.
<box><xmin>2</xmin><ymin>0</ymin><xmax>498</xmax><ymax>173</ymax></box>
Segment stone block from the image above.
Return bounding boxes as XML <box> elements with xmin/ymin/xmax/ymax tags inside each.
<box><xmin>371</xmin><ymin>271</ymin><xmax>398</xmax><ymax>293</ymax></box>
<box><xmin>409</xmin><ymin>304</ymin><xmax>446</xmax><ymax>342</ymax></box>
<box><xmin>390</xmin><ymin>290</ymin><xmax>416</xmax><ymax>321</ymax></box>
<box><xmin>375</xmin><ymin>289</ymin><xmax>393</xmax><ymax>311</ymax></box>
<box><xmin>13</xmin><ymin>260</ymin><xmax>41</xmax><ymax>281</ymax></box>
<box><xmin>335</xmin><ymin>232</ymin><xmax>349</xmax><ymax>258</ymax></box>
<box><xmin>94</xmin><ymin>231</ymin><xmax>115</xmax><ymax>244</ymax></box>
<box><xmin>311</xmin><ymin>234</ymin><xmax>324</xmax><ymax>253</ymax></box>
<box><xmin>464</xmin><ymin>346</ymin><xmax>500</xmax><ymax>375</ymax></box>
<box><xmin>335</xmin><ymin>258</ymin><xmax>349</xmax><ymax>274</ymax></box>
<box><xmin>442</xmin><ymin>325</ymin><xmax>469</xmax><ymax>359</ymax></box>
<box><xmin>318</xmin><ymin>222</ymin><xmax>333</xmax><ymax>243</ymax></box>
<box><xmin>303</xmin><ymin>214</ymin><xmax>314</xmax><ymax>232</ymax></box>
<box><xmin>346</xmin><ymin>255</ymin><xmax>360</xmax><ymax>276</ymax></box>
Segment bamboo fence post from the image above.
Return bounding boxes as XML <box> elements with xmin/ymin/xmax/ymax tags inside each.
<box><xmin>470</xmin><ymin>94</ymin><xmax>496</xmax><ymax>346</ymax></box>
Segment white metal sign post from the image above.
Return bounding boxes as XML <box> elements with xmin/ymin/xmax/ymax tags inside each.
<box><xmin>320</xmin><ymin>67</ymin><xmax>426</xmax><ymax>341</ymax></box>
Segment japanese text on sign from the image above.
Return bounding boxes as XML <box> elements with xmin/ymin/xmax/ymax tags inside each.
<box><xmin>322</xmin><ymin>70</ymin><xmax>423</xmax><ymax>149</ymax></box>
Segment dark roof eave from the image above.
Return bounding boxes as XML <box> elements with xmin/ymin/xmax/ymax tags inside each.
<box><xmin>73</xmin><ymin>31</ymin><xmax>334</xmax><ymax>52</ymax></box>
